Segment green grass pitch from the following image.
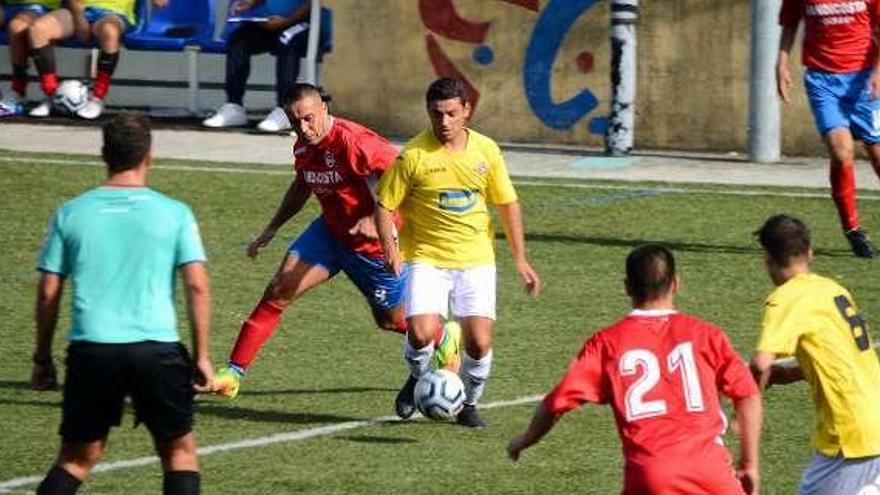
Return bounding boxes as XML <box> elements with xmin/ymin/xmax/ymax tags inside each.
<box><xmin>1</xmin><ymin>149</ymin><xmax>879</xmax><ymax>493</ymax></box>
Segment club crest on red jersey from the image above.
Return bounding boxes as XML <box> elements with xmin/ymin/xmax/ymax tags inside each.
<box><xmin>324</xmin><ymin>150</ymin><xmax>337</xmax><ymax>168</ymax></box>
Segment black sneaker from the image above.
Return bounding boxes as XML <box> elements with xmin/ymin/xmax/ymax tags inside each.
<box><xmin>845</xmin><ymin>228</ymin><xmax>877</xmax><ymax>258</ymax></box>
<box><xmin>395</xmin><ymin>375</ymin><xmax>418</xmax><ymax>419</ymax></box>
<box><xmin>456</xmin><ymin>404</ymin><xmax>486</xmax><ymax>429</ymax></box>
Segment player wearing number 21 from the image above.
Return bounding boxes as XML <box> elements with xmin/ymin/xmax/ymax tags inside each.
<box><xmin>751</xmin><ymin>214</ymin><xmax>880</xmax><ymax>494</ymax></box>
<box><xmin>508</xmin><ymin>244</ymin><xmax>762</xmax><ymax>494</ymax></box>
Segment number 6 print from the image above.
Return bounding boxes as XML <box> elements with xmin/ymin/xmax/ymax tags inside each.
<box><xmin>834</xmin><ymin>295</ymin><xmax>872</xmax><ymax>352</ymax></box>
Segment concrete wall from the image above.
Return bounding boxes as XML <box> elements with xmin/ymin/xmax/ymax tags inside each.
<box><xmin>1</xmin><ymin>0</ymin><xmax>823</xmax><ymax>155</ymax></box>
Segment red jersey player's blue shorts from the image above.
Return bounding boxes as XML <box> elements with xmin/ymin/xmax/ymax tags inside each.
<box><xmin>288</xmin><ymin>216</ymin><xmax>406</xmax><ymax>311</ymax></box>
<box><xmin>83</xmin><ymin>6</ymin><xmax>134</xmax><ymax>30</ymax></box>
<box><xmin>805</xmin><ymin>68</ymin><xmax>880</xmax><ymax>144</ymax></box>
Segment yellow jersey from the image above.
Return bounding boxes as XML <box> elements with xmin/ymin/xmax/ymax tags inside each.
<box><xmin>376</xmin><ymin>129</ymin><xmax>518</xmax><ymax>268</ymax></box>
<box><xmin>5</xmin><ymin>0</ymin><xmax>60</xmax><ymax>8</ymax></box>
<box><xmin>758</xmin><ymin>273</ymin><xmax>880</xmax><ymax>458</ymax></box>
<box><xmin>84</xmin><ymin>0</ymin><xmax>136</xmax><ymax>25</ymax></box>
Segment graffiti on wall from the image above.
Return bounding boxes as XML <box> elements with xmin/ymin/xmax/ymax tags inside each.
<box><xmin>418</xmin><ymin>0</ymin><xmax>607</xmax><ymax>136</ymax></box>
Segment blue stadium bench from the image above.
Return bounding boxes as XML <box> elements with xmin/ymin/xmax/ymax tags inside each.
<box><xmin>0</xmin><ymin>1</ymin><xmax>332</xmax><ymax>115</ymax></box>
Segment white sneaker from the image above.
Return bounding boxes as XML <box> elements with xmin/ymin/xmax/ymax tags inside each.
<box><xmin>29</xmin><ymin>98</ymin><xmax>52</xmax><ymax>118</ymax></box>
<box><xmin>202</xmin><ymin>102</ymin><xmax>248</xmax><ymax>128</ymax></box>
<box><xmin>76</xmin><ymin>97</ymin><xmax>104</xmax><ymax>120</ymax></box>
<box><xmin>256</xmin><ymin>106</ymin><xmax>291</xmax><ymax>132</ymax></box>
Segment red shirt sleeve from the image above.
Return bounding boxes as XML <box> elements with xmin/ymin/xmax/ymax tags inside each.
<box><xmin>345</xmin><ymin>132</ymin><xmax>398</xmax><ymax>177</ymax></box>
<box><xmin>779</xmin><ymin>0</ymin><xmax>802</xmax><ymax>27</ymax></box>
<box><xmin>543</xmin><ymin>334</ymin><xmax>609</xmax><ymax>415</ymax></box>
<box><xmin>706</xmin><ymin>326</ymin><xmax>759</xmax><ymax>400</ymax></box>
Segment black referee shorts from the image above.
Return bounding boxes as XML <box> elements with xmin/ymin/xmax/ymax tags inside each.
<box><xmin>61</xmin><ymin>341</ymin><xmax>195</xmax><ymax>443</ymax></box>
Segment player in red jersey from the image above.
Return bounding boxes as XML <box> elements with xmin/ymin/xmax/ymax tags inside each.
<box><xmin>212</xmin><ymin>84</ymin><xmax>457</xmax><ymax>398</ymax></box>
<box><xmin>777</xmin><ymin>0</ymin><xmax>880</xmax><ymax>257</ymax></box>
<box><xmin>507</xmin><ymin>244</ymin><xmax>762</xmax><ymax>494</ymax></box>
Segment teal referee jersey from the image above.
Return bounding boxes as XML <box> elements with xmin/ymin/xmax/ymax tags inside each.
<box><xmin>38</xmin><ymin>187</ymin><xmax>206</xmax><ymax>344</ymax></box>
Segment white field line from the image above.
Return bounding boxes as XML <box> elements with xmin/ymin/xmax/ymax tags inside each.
<box><xmin>0</xmin><ymin>394</ymin><xmax>543</xmax><ymax>493</ymax></box>
<box><xmin>0</xmin><ymin>155</ymin><xmax>291</xmax><ymax>176</ymax></box>
<box><xmin>3</xmin><ymin>154</ymin><xmax>880</xmax><ymax>200</ymax></box>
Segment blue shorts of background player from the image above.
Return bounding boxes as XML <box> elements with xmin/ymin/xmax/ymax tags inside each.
<box><xmin>289</xmin><ymin>216</ymin><xmax>407</xmax><ymax>313</ymax></box>
<box><xmin>4</xmin><ymin>4</ymin><xmax>51</xmax><ymax>24</ymax></box>
<box><xmin>805</xmin><ymin>68</ymin><xmax>880</xmax><ymax>144</ymax></box>
<box><xmin>83</xmin><ymin>7</ymin><xmax>133</xmax><ymax>31</ymax></box>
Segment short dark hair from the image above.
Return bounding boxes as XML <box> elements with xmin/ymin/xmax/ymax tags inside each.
<box><xmin>101</xmin><ymin>112</ymin><xmax>152</xmax><ymax>173</ymax></box>
<box><xmin>282</xmin><ymin>83</ymin><xmax>332</xmax><ymax>108</ymax></box>
<box><xmin>626</xmin><ymin>244</ymin><xmax>677</xmax><ymax>304</ymax></box>
<box><xmin>756</xmin><ymin>214</ymin><xmax>811</xmax><ymax>266</ymax></box>
<box><xmin>426</xmin><ymin>77</ymin><xmax>470</xmax><ymax>105</ymax></box>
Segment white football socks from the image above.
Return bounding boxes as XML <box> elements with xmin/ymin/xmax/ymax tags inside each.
<box><xmin>404</xmin><ymin>339</ymin><xmax>433</xmax><ymax>379</ymax></box>
<box><xmin>461</xmin><ymin>350</ymin><xmax>493</xmax><ymax>406</ymax></box>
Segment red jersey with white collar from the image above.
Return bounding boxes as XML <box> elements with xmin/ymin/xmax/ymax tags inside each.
<box><xmin>293</xmin><ymin>117</ymin><xmax>399</xmax><ymax>258</ymax></box>
<box><xmin>780</xmin><ymin>0</ymin><xmax>880</xmax><ymax>73</ymax></box>
<box><xmin>543</xmin><ymin>311</ymin><xmax>758</xmax><ymax>494</ymax></box>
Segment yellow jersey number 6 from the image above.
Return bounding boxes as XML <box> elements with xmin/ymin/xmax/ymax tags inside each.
<box><xmin>834</xmin><ymin>295</ymin><xmax>871</xmax><ymax>352</ymax></box>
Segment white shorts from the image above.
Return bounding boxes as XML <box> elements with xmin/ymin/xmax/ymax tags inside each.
<box><xmin>798</xmin><ymin>452</ymin><xmax>880</xmax><ymax>495</ymax></box>
<box><xmin>404</xmin><ymin>262</ymin><xmax>496</xmax><ymax>320</ymax></box>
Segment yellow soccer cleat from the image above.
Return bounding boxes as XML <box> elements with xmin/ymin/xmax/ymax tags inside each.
<box><xmin>213</xmin><ymin>366</ymin><xmax>243</xmax><ymax>399</ymax></box>
<box><xmin>432</xmin><ymin>320</ymin><xmax>462</xmax><ymax>372</ymax></box>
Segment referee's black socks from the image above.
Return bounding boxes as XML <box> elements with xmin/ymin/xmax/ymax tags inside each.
<box><xmin>36</xmin><ymin>465</ymin><xmax>81</xmax><ymax>495</ymax></box>
<box><xmin>163</xmin><ymin>470</ymin><xmax>200</xmax><ymax>495</ymax></box>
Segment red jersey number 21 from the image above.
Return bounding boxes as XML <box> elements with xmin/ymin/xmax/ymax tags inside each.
<box><xmin>620</xmin><ymin>342</ymin><xmax>706</xmax><ymax>422</ymax></box>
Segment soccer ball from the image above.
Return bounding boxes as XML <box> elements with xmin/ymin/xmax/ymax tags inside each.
<box><xmin>53</xmin><ymin>80</ymin><xmax>89</xmax><ymax>115</ymax></box>
<box><xmin>414</xmin><ymin>369</ymin><xmax>465</xmax><ymax>420</ymax></box>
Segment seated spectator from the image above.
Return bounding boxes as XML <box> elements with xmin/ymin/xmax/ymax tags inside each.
<box><xmin>0</xmin><ymin>0</ymin><xmax>60</xmax><ymax>117</ymax></box>
<box><xmin>202</xmin><ymin>0</ymin><xmax>311</xmax><ymax>132</ymax></box>
<box><xmin>27</xmin><ymin>0</ymin><xmax>168</xmax><ymax>120</ymax></box>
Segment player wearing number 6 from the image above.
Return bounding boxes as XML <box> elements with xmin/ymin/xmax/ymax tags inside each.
<box><xmin>507</xmin><ymin>244</ymin><xmax>762</xmax><ymax>494</ymax></box>
<box><xmin>751</xmin><ymin>214</ymin><xmax>880</xmax><ymax>494</ymax></box>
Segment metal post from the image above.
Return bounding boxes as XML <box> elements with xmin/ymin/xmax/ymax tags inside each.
<box><xmin>605</xmin><ymin>0</ymin><xmax>638</xmax><ymax>156</ymax></box>
<box><xmin>748</xmin><ymin>0</ymin><xmax>782</xmax><ymax>163</ymax></box>
<box><xmin>301</xmin><ymin>0</ymin><xmax>321</xmax><ymax>84</ymax></box>
<box><xmin>187</xmin><ymin>46</ymin><xmax>200</xmax><ymax>115</ymax></box>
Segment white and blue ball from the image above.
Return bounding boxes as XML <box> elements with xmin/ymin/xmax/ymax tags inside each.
<box><xmin>414</xmin><ymin>369</ymin><xmax>465</xmax><ymax>420</ymax></box>
<box><xmin>52</xmin><ymin>80</ymin><xmax>89</xmax><ymax>115</ymax></box>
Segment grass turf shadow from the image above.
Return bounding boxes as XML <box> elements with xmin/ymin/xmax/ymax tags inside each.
<box><xmin>197</xmin><ymin>403</ymin><xmax>364</xmax><ymax>424</ymax></box>
<box><xmin>513</xmin><ymin>232</ymin><xmax>850</xmax><ymax>258</ymax></box>
<box><xmin>242</xmin><ymin>386</ymin><xmax>396</xmax><ymax>397</ymax></box>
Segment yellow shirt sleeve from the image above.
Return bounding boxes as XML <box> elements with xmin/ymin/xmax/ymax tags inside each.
<box><xmin>376</xmin><ymin>152</ymin><xmax>412</xmax><ymax>211</ymax></box>
<box><xmin>757</xmin><ymin>295</ymin><xmax>803</xmax><ymax>356</ymax></box>
<box><xmin>84</xmin><ymin>0</ymin><xmax>137</xmax><ymax>24</ymax></box>
<box><xmin>484</xmin><ymin>141</ymin><xmax>517</xmax><ymax>205</ymax></box>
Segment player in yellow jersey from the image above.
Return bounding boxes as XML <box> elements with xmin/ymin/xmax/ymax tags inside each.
<box><xmin>376</xmin><ymin>77</ymin><xmax>541</xmax><ymax>428</ymax></box>
<box><xmin>27</xmin><ymin>0</ymin><xmax>168</xmax><ymax>119</ymax></box>
<box><xmin>751</xmin><ymin>214</ymin><xmax>880</xmax><ymax>494</ymax></box>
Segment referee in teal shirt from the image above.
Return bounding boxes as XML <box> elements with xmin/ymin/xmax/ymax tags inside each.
<box><xmin>31</xmin><ymin>113</ymin><xmax>214</xmax><ymax>495</ymax></box>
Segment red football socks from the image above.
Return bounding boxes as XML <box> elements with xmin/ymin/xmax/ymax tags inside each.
<box><xmin>830</xmin><ymin>163</ymin><xmax>859</xmax><ymax>231</ymax></box>
<box><xmin>229</xmin><ymin>299</ymin><xmax>285</xmax><ymax>369</ymax></box>
<box><xmin>11</xmin><ymin>77</ymin><xmax>26</xmax><ymax>96</ymax></box>
<box><xmin>40</xmin><ymin>73</ymin><xmax>58</xmax><ymax>96</ymax></box>
<box><xmin>11</xmin><ymin>65</ymin><xmax>27</xmax><ymax>96</ymax></box>
<box><xmin>93</xmin><ymin>71</ymin><xmax>112</xmax><ymax>100</ymax></box>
